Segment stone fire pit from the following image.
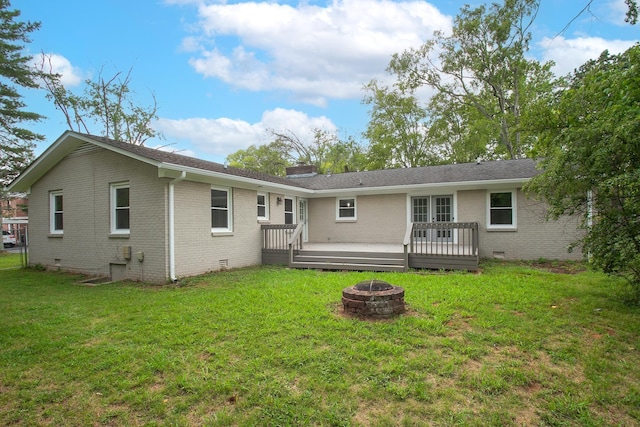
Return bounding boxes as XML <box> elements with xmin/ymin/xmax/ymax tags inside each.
<box><xmin>342</xmin><ymin>279</ymin><xmax>405</xmax><ymax>318</ymax></box>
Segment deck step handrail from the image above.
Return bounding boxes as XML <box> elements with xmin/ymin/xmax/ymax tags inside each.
<box><xmin>409</xmin><ymin>222</ymin><xmax>479</xmax><ymax>257</ymax></box>
<box><xmin>288</xmin><ymin>223</ymin><xmax>305</xmax><ymax>265</ymax></box>
<box><xmin>402</xmin><ymin>222</ymin><xmax>413</xmax><ymax>272</ymax></box>
<box><xmin>261</xmin><ymin>224</ymin><xmax>299</xmax><ymax>251</ymax></box>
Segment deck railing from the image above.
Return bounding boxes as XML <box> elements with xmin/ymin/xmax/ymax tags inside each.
<box><xmin>261</xmin><ymin>224</ymin><xmax>301</xmax><ymax>251</ymax></box>
<box><xmin>408</xmin><ymin>222</ymin><xmax>479</xmax><ymax>257</ymax></box>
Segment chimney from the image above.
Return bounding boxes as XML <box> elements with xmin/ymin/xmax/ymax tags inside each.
<box><xmin>285</xmin><ymin>163</ymin><xmax>318</xmax><ymax>178</ymax></box>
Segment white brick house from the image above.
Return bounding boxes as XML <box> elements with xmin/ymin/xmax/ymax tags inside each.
<box><xmin>7</xmin><ymin>131</ymin><xmax>582</xmax><ymax>283</ymax></box>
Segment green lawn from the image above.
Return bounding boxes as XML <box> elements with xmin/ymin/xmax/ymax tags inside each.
<box><xmin>0</xmin><ymin>262</ymin><xmax>638</xmax><ymax>426</ymax></box>
<box><xmin>0</xmin><ymin>252</ymin><xmax>22</xmax><ymax>269</ymax></box>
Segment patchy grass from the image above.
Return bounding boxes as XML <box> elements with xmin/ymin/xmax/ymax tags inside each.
<box><xmin>0</xmin><ymin>263</ymin><xmax>638</xmax><ymax>426</ymax></box>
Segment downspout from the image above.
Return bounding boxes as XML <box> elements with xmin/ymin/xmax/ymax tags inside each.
<box><xmin>168</xmin><ymin>171</ymin><xmax>187</xmax><ymax>282</ymax></box>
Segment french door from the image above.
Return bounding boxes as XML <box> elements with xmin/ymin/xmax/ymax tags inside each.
<box><xmin>411</xmin><ymin>195</ymin><xmax>453</xmax><ymax>242</ymax></box>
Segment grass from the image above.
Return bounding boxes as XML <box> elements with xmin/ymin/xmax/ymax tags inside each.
<box><xmin>0</xmin><ymin>261</ymin><xmax>639</xmax><ymax>426</ymax></box>
<box><xmin>0</xmin><ymin>252</ymin><xmax>22</xmax><ymax>269</ymax></box>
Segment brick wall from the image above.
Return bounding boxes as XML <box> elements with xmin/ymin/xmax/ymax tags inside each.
<box><xmin>307</xmin><ymin>194</ymin><xmax>407</xmax><ymax>243</ymax></box>
<box><xmin>457</xmin><ymin>189</ymin><xmax>583</xmax><ymax>260</ymax></box>
<box><xmin>29</xmin><ymin>147</ymin><xmax>169</xmax><ymax>283</ymax></box>
<box><xmin>173</xmin><ymin>182</ymin><xmax>263</xmax><ymax>278</ymax></box>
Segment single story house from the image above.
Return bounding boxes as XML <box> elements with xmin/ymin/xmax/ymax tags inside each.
<box><xmin>7</xmin><ymin>131</ymin><xmax>582</xmax><ymax>283</ymax></box>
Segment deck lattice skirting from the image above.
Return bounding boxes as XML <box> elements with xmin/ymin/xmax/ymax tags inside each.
<box><xmin>262</xmin><ymin>222</ymin><xmax>479</xmax><ymax>272</ymax></box>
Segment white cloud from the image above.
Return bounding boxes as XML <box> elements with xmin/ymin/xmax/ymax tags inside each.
<box><xmin>154</xmin><ymin>108</ymin><xmax>337</xmax><ymax>160</ymax></box>
<box><xmin>184</xmin><ymin>0</ymin><xmax>452</xmax><ymax>104</ymax></box>
<box><xmin>32</xmin><ymin>53</ymin><xmax>86</xmax><ymax>87</ymax></box>
<box><xmin>539</xmin><ymin>36</ymin><xmax>637</xmax><ymax>77</ymax></box>
<box><xmin>601</xmin><ymin>0</ymin><xmax>632</xmax><ymax>26</ymax></box>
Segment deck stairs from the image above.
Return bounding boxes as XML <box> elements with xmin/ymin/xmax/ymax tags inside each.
<box><xmin>290</xmin><ymin>250</ymin><xmax>406</xmax><ymax>272</ymax></box>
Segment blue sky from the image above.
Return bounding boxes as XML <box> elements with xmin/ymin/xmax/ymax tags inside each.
<box><xmin>15</xmin><ymin>0</ymin><xmax>639</xmax><ymax>163</ymax></box>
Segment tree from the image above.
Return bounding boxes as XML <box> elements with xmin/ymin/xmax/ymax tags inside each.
<box><xmin>573</xmin><ymin>0</ymin><xmax>637</xmax><ymax>25</ymax></box>
<box><xmin>386</xmin><ymin>0</ymin><xmax>556</xmax><ymax>160</ymax></box>
<box><xmin>269</xmin><ymin>128</ymin><xmax>367</xmax><ymax>174</ymax></box>
<box><xmin>226</xmin><ymin>128</ymin><xmax>367</xmax><ymax>176</ymax></box>
<box><xmin>36</xmin><ymin>58</ymin><xmax>162</xmax><ymax>145</ymax></box>
<box><xmin>527</xmin><ymin>44</ymin><xmax>640</xmax><ymax>301</ymax></box>
<box><xmin>0</xmin><ymin>0</ymin><xmax>44</xmax><ymax>187</ymax></box>
<box><xmin>426</xmin><ymin>90</ymin><xmax>500</xmax><ymax>163</ymax></box>
<box><xmin>226</xmin><ymin>140</ymin><xmax>291</xmax><ymax>177</ymax></box>
<box><xmin>362</xmin><ymin>80</ymin><xmax>445</xmax><ymax>169</ymax></box>
<box><xmin>626</xmin><ymin>0</ymin><xmax>638</xmax><ymax>24</ymax></box>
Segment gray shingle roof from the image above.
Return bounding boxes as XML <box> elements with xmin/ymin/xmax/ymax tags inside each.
<box><xmin>86</xmin><ymin>134</ymin><xmax>540</xmax><ymax>191</ymax></box>
<box><xmin>89</xmin><ymin>134</ymin><xmax>309</xmax><ymax>189</ymax></box>
<box><xmin>285</xmin><ymin>159</ymin><xmax>540</xmax><ymax>190</ymax></box>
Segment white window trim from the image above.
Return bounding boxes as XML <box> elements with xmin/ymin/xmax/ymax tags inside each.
<box><xmin>257</xmin><ymin>192</ymin><xmax>269</xmax><ymax>221</ymax></box>
<box><xmin>336</xmin><ymin>197</ymin><xmax>357</xmax><ymax>221</ymax></box>
<box><xmin>110</xmin><ymin>182</ymin><xmax>130</xmax><ymax>235</ymax></box>
<box><xmin>50</xmin><ymin>190</ymin><xmax>63</xmax><ymax>234</ymax></box>
<box><xmin>486</xmin><ymin>190</ymin><xmax>517</xmax><ymax>230</ymax></box>
<box><xmin>211</xmin><ymin>186</ymin><xmax>233</xmax><ymax>233</ymax></box>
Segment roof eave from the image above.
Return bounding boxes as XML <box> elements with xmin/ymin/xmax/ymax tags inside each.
<box><xmin>7</xmin><ymin>131</ymin><xmax>162</xmax><ymax>193</ymax></box>
<box><xmin>157</xmin><ymin>163</ymin><xmax>313</xmax><ymax>195</ymax></box>
<box><xmin>309</xmin><ymin>177</ymin><xmax>532</xmax><ymax>197</ymax></box>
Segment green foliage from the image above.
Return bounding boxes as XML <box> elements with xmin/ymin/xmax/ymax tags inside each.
<box><xmin>362</xmin><ymin>80</ymin><xmax>445</xmax><ymax>169</ymax></box>
<box><xmin>0</xmin><ymin>0</ymin><xmax>44</xmax><ymax>186</ymax></box>
<box><xmin>227</xmin><ymin>128</ymin><xmax>367</xmax><ymax>175</ymax></box>
<box><xmin>374</xmin><ymin>0</ymin><xmax>557</xmax><ymax>164</ymax></box>
<box><xmin>626</xmin><ymin>0</ymin><xmax>638</xmax><ymax>24</ymax></box>
<box><xmin>36</xmin><ymin>62</ymin><xmax>162</xmax><ymax>146</ymax></box>
<box><xmin>528</xmin><ymin>44</ymin><xmax>640</xmax><ymax>299</ymax></box>
<box><xmin>227</xmin><ymin>140</ymin><xmax>291</xmax><ymax>176</ymax></box>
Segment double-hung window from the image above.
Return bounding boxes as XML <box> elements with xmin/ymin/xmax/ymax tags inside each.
<box><xmin>257</xmin><ymin>192</ymin><xmax>269</xmax><ymax>220</ymax></box>
<box><xmin>487</xmin><ymin>190</ymin><xmax>517</xmax><ymax>229</ymax></box>
<box><xmin>336</xmin><ymin>197</ymin><xmax>356</xmax><ymax>221</ymax></box>
<box><xmin>50</xmin><ymin>191</ymin><xmax>64</xmax><ymax>234</ymax></box>
<box><xmin>211</xmin><ymin>187</ymin><xmax>232</xmax><ymax>232</ymax></box>
<box><xmin>111</xmin><ymin>182</ymin><xmax>130</xmax><ymax>234</ymax></box>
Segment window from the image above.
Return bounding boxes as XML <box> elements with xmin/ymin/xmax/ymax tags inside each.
<box><xmin>111</xmin><ymin>183</ymin><xmax>130</xmax><ymax>234</ymax></box>
<box><xmin>336</xmin><ymin>197</ymin><xmax>356</xmax><ymax>220</ymax></box>
<box><xmin>211</xmin><ymin>187</ymin><xmax>232</xmax><ymax>232</ymax></box>
<box><xmin>284</xmin><ymin>198</ymin><xmax>294</xmax><ymax>224</ymax></box>
<box><xmin>487</xmin><ymin>190</ymin><xmax>517</xmax><ymax>229</ymax></box>
<box><xmin>257</xmin><ymin>192</ymin><xmax>269</xmax><ymax>220</ymax></box>
<box><xmin>50</xmin><ymin>191</ymin><xmax>63</xmax><ymax>234</ymax></box>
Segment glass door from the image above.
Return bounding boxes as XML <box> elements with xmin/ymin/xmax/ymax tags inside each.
<box><xmin>298</xmin><ymin>199</ymin><xmax>308</xmax><ymax>243</ymax></box>
<box><xmin>411</xmin><ymin>195</ymin><xmax>453</xmax><ymax>242</ymax></box>
<box><xmin>434</xmin><ymin>196</ymin><xmax>453</xmax><ymax>241</ymax></box>
<box><xmin>412</xmin><ymin>196</ymin><xmax>430</xmax><ymax>240</ymax></box>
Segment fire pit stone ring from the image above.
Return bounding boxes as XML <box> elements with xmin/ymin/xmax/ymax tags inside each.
<box><xmin>342</xmin><ymin>279</ymin><xmax>405</xmax><ymax>318</ymax></box>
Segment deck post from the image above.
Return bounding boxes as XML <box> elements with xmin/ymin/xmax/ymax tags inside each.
<box><xmin>403</xmin><ymin>244</ymin><xmax>409</xmax><ymax>272</ymax></box>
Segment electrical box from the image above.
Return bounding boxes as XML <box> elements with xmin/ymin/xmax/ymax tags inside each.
<box><xmin>137</xmin><ymin>252</ymin><xmax>144</xmax><ymax>262</ymax></box>
<box><xmin>122</xmin><ymin>246</ymin><xmax>132</xmax><ymax>260</ymax></box>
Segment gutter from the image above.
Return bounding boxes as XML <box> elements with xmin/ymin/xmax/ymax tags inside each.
<box><xmin>309</xmin><ymin>177</ymin><xmax>533</xmax><ymax>197</ymax></box>
<box><xmin>168</xmin><ymin>171</ymin><xmax>187</xmax><ymax>282</ymax></box>
<box><xmin>157</xmin><ymin>163</ymin><xmax>312</xmax><ymax>195</ymax></box>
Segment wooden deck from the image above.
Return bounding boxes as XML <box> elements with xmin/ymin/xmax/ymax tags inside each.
<box><xmin>261</xmin><ymin>223</ymin><xmax>480</xmax><ymax>272</ymax></box>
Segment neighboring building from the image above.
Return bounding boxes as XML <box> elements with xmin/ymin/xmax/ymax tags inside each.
<box><xmin>7</xmin><ymin>131</ymin><xmax>582</xmax><ymax>283</ymax></box>
<box><xmin>1</xmin><ymin>195</ymin><xmax>28</xmax><ymax>218</ymax></box>
<box><xmin>1</xmin><ymin>194</ymin><xmax>28</xmax><ymax>245</ymax></box>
